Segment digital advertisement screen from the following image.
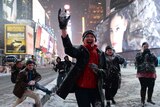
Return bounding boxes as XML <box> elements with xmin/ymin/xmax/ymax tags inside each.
<box><xmin>26</xmin><ymin>25</ymin><xmax>34</xmax><ymax>55</ymax></box>
<box><xmin>35</xmin><ymin>26</ymin><xmax>42</xmax><ymax>49</ymax></box>
<box><xmin>5</xmin><ymin>24</ymin><xmax>26</xmax><ymax>54</ymax></box>
<box><xmin>96</xmin><ymin>0</ymin><xmax>160</xmax><ymax>53</ymax></box>
<box><xmin>40</xmin><ymin>28</ymin><xmax>49</xmax><ymax>49</ymax></box>
<box><xmin>32</xmin><ymin>0</ymin><xmax>45</xmax><ymax>25</ymax></box>
<box><xmin>3</xmin><ymin>0</ymin><xmax>17</xmax><ymax>22</ymax></box>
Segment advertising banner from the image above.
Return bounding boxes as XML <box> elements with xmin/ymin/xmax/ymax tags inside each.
<box><xmin>3</xmin><ymin>0</ymin><xmax>17</xmax><ymax>22</ymax></box>
<box><xmin>35</xmin><ymin>26</ymin><xmax>42</xmax><ymax>48</ymax></box>
<box><xmin>32</xmin><ymin>0</ymin><xmax>45</xmax><ymax>25</ymax></box>
<box><xmin>5</xmin><ymin>24</ymin><xmax>26</xmax><ymax>54</ymax></box>
<box><xmin>96</xmin><ymin>0</ymin><xmax>160</xmax><ymax>52</ymax></box>
<box><xmin>40</xmin><ymin>28</ymin><xmax>49</xmax><ymax>49</ymax></box>
<box><xmin>48</xmin><ymin>36</ymin><xmax>54</xmax><ymax>53</ymax></box>
<box><xmin>26</xmin><ymin>25</ymin><xmax>34</xmax><ymax>55</ymax></box>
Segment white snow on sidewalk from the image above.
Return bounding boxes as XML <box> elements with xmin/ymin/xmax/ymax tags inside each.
<box><xmin>44</xmin><ymin>66</ymin><xmax>160</xmax><ymax>107</ymax></box>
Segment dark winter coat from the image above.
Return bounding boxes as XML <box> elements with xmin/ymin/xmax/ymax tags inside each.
<box><xmin>11</xmin><ymin>64</ymin><xmax>21</xmax><ymax>83</ymax></box>
<box><xmin>104</xmin><ymin>54</ymin><xmax>125</xmax><ymax>89</ymax></box>
<box><xmin>13</xmin><ymin>68</ymin><xmax>41</xmax><ymax>98</ymax></box>
<box><xmin>56</xmin><ymin>35</ymin><xmax>106</xmax><ymax>106</ymax></box>
<box><xmin>104</xmin><ymin>54</ymin><xmax>125</xmax><ymax>75</ymax></box>
<box><xmin>54</xmin><ymin>61</ymin><xmax>66</xmax><ymax>73</ymax></box>
<box><xmin>135</xmin><ymin>51</ymin><xmax>158</xmax><ymax>73</ymax></box>
<box><xmin>64</xmin><ymin>60</ymin><xmax>72</xmax><ymax>74</ymax></box>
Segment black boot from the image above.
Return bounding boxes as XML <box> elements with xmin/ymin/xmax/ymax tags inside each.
<box><xmin>111</xmin><ymin>98</ymin><xmax>116</xmax><ymax>104</ymax></box>
<box><xmin>106</xmin><ymin>101</ymin><xmax>111</xmax><ymax>107</ymax></box>
<box><xmin>147</xmin><ymin>99</ymin><xmax>155</xmax><ymax>105</ymax></box>
<box><xmin>141</xmin><ymin>90</ymin><xmax>146</xmax><ymax>106</ymax></box>
<box><xmin>46</xmin><ymin>90</ymin><xmax>52</xmax><ymax>95</ymax></box>
<box><xmin>147</xmin><ymin>89</ymin><xmax>155</xmax><ymax>105</ymax></box>
<box><xmin>141</xmin><ymin>102</ymin><xmax>145</xmax><ymax>107</ymax></box>
<box><xmin>33</xmin><ymin>104</ymin><xmax>36</xmax><ymax>107</ymax></box>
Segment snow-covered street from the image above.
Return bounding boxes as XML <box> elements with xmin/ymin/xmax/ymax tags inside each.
<box><xmin>44</xmin><ymin>66</ymin><xmax>160</xmax><ymax>107</ymax></box>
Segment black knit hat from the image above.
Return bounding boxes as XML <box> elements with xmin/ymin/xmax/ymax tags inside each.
<box><xmin>82</xmin><ymin>30</ymin><xmax>97</xmax><ymax>42</ymax></box>
<box><xmin>142</xmin><ymin>42</ymin><xmax>148</xmax><ymax>47</ymax></box>
<box><xmin>105</xmin><ymin>45</ymin><xmax>113</xmax><ymax>51</ymax></box>
<box><xmin>26</xmin><ymin>60</ymin><xmax>34</xmax><ymax>65</ymax></box>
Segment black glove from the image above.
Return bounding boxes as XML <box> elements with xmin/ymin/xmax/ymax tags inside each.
<box><xmin>58</xmin><ymin>8</ymin><xmax>71</xmax><ymax>29</ymax></box>
<box><xmin>142</xmin><ymin>49</ymin><xmax>151</xmax><ymax>56</ymax></box>
<box><xmin>89</xmin><ymin>63</ymin><xmax>99</xmax><ymax>74</ymax></box>
<box><xmin>113</xmin><ymin>56</ymin><xmax>119</xmax><ymax>62</ymax></box>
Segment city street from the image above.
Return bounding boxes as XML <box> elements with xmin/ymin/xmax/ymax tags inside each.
<box><xmin>1</xmin><ymin>0</ymin><xmax>160</xmax><ymax>107</ymax></box>
<box><xmin>0</xmin><ymin>65</ymin><xmax>57</xmax><ymax>107</ymax></box>
<box><xmin>44</xmin><ymin>66</ymin><xmax>160</xmax><ymax>107</ymax></box>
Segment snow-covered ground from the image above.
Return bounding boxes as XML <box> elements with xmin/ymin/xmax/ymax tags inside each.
<box><xmin>44</xmin><ymin>66</ymin><xmax>160</xmax><ymax>107</ymax></box>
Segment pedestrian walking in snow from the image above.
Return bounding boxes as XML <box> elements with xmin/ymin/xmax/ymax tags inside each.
<box><xmin>135</xmin><ymin>42</ymin><xmax>158</xmax><ymax>107</ymax></box>
<box><xmin>64</xmin><ymin>55</ymin><xmax>72</xmax><ymax>74</ymax></box>
<box><xmin>103</xmin><ymin>46</ymin><xmax>125</xmax><ymax>107</ymax></box>
<box><xmin>53</xmin><ymin>57</ymin><xmax>66</xmax><ymax>88</ymax></box>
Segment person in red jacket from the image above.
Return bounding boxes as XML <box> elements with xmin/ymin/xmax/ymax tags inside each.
<box><xmin>56</xmin><ymin>9</ymin><xmax>106</xmax><ymax>107</ymax></box>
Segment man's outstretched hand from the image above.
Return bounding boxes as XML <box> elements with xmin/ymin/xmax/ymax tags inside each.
<box><xmin>58</xmin><ymin>8</ymin><xmax>70</xmax><ymax>30</ymax></box>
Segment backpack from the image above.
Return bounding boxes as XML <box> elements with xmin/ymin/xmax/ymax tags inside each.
<box><xmin>11</xmin><ymin>65</ymin><xmax>21</xmax><ymax>83</ymax></box>
<box><xmin>11</xmin><ymin>71</ymin><xmax>19</xmax><ymax>83</ymax></box>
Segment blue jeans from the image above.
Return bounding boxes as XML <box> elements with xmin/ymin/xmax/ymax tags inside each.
<box><xmin>35</xmin><ymin>83</ymin><xmax>51</xmax><ymax>94</ymax></box>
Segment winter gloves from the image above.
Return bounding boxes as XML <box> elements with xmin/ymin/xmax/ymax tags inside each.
<box><xmin>142</xmin><ymin>49</ymin><xmax>151</xmax><ymax>56</ymax></box>
<box><xmin>89</xmin><ymin>63</ymin><xmax>106</xmax><ymax>76</ymax></box>
<box><xmin>89</xmin><ymin>63</ymin><xmax>100</xmax><ymax>74</ymax></box>
<box><xmin>58</xmin><ymin>8</ymin><xmax>70</xmax><ymax>30</ymax></box>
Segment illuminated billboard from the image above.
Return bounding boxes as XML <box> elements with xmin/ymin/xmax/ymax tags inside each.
<box><xmin>5</xmin><ymin>24</ymin><xmax>26</xmax><ymax>54</ymax></box>
<box><xmin>35</xmin><ymin>26</ymin><xmax>42</xmax><ymax>49</ymax></box>
<box><xmin>5</xmin><ymin>24</ymin><xmax>34</xmax><ymax>55</ymax></box>
<box><xmin>32</xmin><ymin>0</ymin><xmax>45</xmax><ymax>25</ymax></box>
<box><xmin>3</xmin><ymin>0</ymin><xmax>17</xmax><ymax>22</ymax></box>
<box><xmin>26</xmin><ymin>25</ymin><xmax>34</xmax><ymax>55</ymax></box>
<box><xmin>48</xmin><ymin>36</ymin><xmax>54</xmax><ymax>54</ymax></box>
<box><xmin>40</xmin><ymin>28</ymin><xmax>49</xmax><ymax>49</ymax></box>
<box><xmin>96</xmin><ymin>0</ymin><xmax>160</xmax><ymax>52</ymax></box>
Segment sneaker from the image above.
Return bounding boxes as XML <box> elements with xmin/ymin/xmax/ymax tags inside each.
<box><xmin>147</xmin><ymin>100</ymin><xmax>155</xmax><ymax>105</ymax></box>
<box><xmin>111</xmin><ymin>98</ymin><xmax>116</xmax><ymax>104</ymax></box>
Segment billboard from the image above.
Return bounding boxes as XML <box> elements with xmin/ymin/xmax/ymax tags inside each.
<box><xmin>35</xmin><ymin>26</ymin><xmax>42</xmax><ymax>48</ymax></box>
<box><xmin>26</xmin><ymin>25</ymin><xmax>34</xmax><ymax>55</ymax></box>
<box><xmin>48</xmin><ymin>36</ymin><xmax>54</xmax><ymax>53</ymax></box>
<box><xmin>32</xmin><ymin>0</ymin><xmax>45</xmax><ymax>25</ymax></box>
<box><xmin>40</xmin><ymin>28</ymin><xmax>49</xmax><ymax>49</ymax></box>
<box><xmin>5</xmin><ymin>24</ymin><xmax>26</xmax><ymax>54</ymax></box>
<box><xmin>96</xmin><ymin>0</ymin><xmax>160</xmax><ymax>52</ymax></box>
<box><xmin>5</xmin><ymin>24</ymin><xmax>34</xmax><ymax>55</ymax></box>
<box><xmin>3</xmin><ymin>0</ymin><xmax>17</xmax><ymax>22</ymax></box>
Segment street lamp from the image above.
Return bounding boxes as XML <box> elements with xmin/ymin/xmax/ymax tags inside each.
<box><xmin>64</xmin><ymin>4</ymin><xmax>70</xmax><ymax>10</ymax></box>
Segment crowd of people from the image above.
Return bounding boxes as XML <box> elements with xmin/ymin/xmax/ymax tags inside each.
<box><xmin>55</xmin><ymin>8</ymin><xmax>158</xmax><ymax>107</ymax></box>
<box><xmin>9</xmin><ymin>8</ymin><xmax>158</xmax><ymax>107</ymax></box>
